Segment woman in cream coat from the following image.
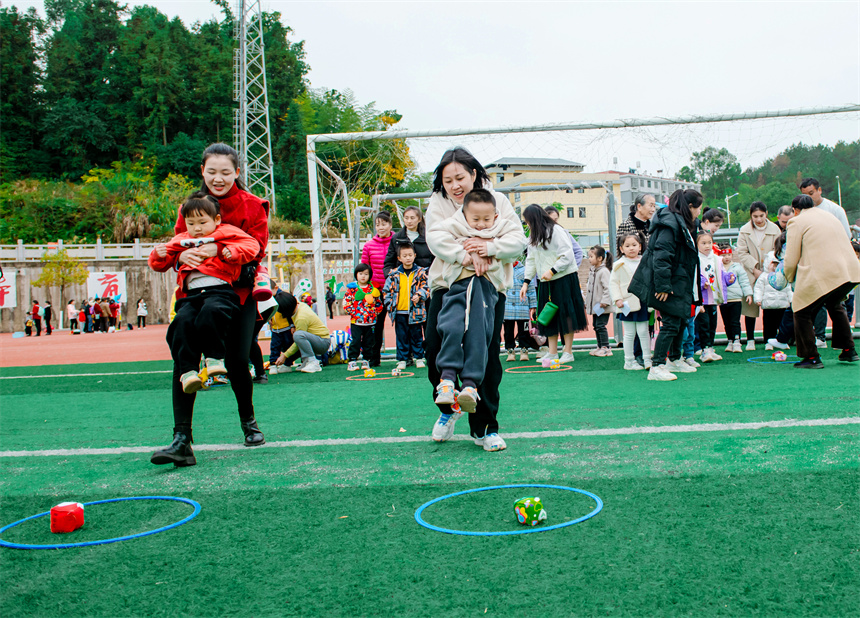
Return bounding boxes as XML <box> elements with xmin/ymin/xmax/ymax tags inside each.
<box><xmin>735</xmin><ymin>201</ymin><xmax>781</xmax><ymax>350</ymax></box>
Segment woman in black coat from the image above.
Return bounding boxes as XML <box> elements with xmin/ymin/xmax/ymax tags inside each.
<box><xmin>382</xmin><ymin>206</ymin><xmax>433</xmax><ymax>277</ymax></box>
<box><xmin>629</xmin><ymin>189</ymin><xmax>703</xmax><ymax>381</ymax></box>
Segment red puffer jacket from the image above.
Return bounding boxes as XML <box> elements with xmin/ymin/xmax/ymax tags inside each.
<box><xmin>360</xmin><ymin>234</ymin><xmax>393</xmax><ymax>289</ymax></box>
<box><xmin>173</xmin><ymin>183</ymin><xmax>269</xmax><ymax>303</ymax></box>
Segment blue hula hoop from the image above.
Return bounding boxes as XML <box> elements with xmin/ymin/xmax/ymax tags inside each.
<box><xmin>746</xmin><ymin>355</ymin><xmax>801</xmax><ymax>364</ymax></box>
<box><xmin>0</xmin><ymin>496</ymin><xmax>201</xmax><ymax>550</ymax></box>
<box><xmin>414</xmin><ymin>483</ymin><xmax>603</xmax><ymax>536</ymax></box>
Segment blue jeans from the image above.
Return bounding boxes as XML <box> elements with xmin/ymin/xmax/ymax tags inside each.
<box><xmin>682</xmin><ymin>315</ymin><xmax>697</xmax><ymax>358</ymax></box>
<box><xmin>269</xmin><ymin>330</ymin><xmax>293</xmax><ymax>364</ymax></box>
<box><xmin>394</xmin><ymin>313</ymin><xmax>424</xmax><ymax>361</ymax></box>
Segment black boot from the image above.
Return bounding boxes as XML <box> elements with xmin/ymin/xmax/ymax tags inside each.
<box><xmin>241</xmin><ymin>418</ymin><xmax>265</xmax><ymax>446</ymax></box>
<box><xmin>150</xmin><ymin>432</ymin><xmax>197</xmax><ymax>467</ymax></box>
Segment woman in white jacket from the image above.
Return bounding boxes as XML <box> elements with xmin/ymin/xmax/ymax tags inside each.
<box><xmin>424</xmin><ymin>147</ymin><xmax>527</xmax><ymax>451</ymax></box>
<box><xmin>520</xmin><ymin>204</ymin><xmax>588</xmax><ymax>364</ymax></box>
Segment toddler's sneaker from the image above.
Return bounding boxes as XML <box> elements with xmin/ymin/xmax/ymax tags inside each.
<box><xmin>360</xmin><ymin>360</ymin><xmax>370</xmax><ymax>369</ymax></box>
<box><xmin>815</xmin><ymin>338</ymin><xmax>827</xmax><ymax>348</ymax></box>
<box><xmin>519</xmin><ymin>349</ymin><xmax>530</xmax><ymax>362</ymax></box>
<box><xmin>434</xmin><ymin>379</ymin><xmax>456</xmax><ymax>405</ymax></box>
<box><xmin>767</xmin><ymin>338</ymin><xmax>789</xmax><ymax>350</ymax></box>
<box><xmin>764</xmin><ymin>343</ymin><xmax>774</xmax><ymax>351</ymax></box>
<box><xmin>431</xmin><ymin>409</ymin><xmax>463</xmax><ymax>442</ymax></box>
<box><xmin>647</xmin><ymin>364</ymin><xmax>677</xmax><ymax>381</ymax></box>
<box><xmin>475</xmin><ymin>433</ymin><xmax>506</xmax><ymax>452</ymax></box>
<box><xmin>684</xmin><ymin>356</ymin><xmax>700</xmax><ymax>368</ymax></box>
<box><xmin>506</xmin><ymin>349</ymin><xmax>516</xmax><ymax>362</ymax></box>
<box><xmin>732</xmin><ymin>340</ymin><xmax>743</xmax><ymax>353</ymax></box>
<box><xmin>667</xmin><ymin>358</ymin><xmax>696</xmax><ymax>373</ymax></box>
<box><xmin>347</xmin><ymin>360</ymin><xmax>360</xmax><ymax>371</ymax></box>
<box><xmin>205</xmin><ymin>357</ymin><xmax>228</xmax><ymax>377</ymax></box>
<box><xmin>396</xmin><ymin>360</ymin><xmax>407</xmax><ymax>371</ymax></box>
<box><xmin>415</xmin><ymin>358</ymin><xmax>426</xmax><ymax>369</ymax></box>
<box><xmin>299</xmin><ymin>359</ymin><xmax>322</xmax><ymax>373</ymax></box>
<box><xmin>559</xmin><ymin>352</ymin><xmax>575</xmax><ymax>363</ymax></box>
<box><xmin>746</xmin><ymin>340</ymin><xmax>756</xmax><ymax>351</ymax></box>
<box><xmin>623</xmin><ymin>361</ymin><xmax>645</xmax><ymax>371</ymax></box>
<box><xmin>180</xmin><ymin>370</ymin><xmax>204</xmax><ymax>394</ymax></box>
<box><xmin>457</xmin><ymin>386</ymin><xmax>480</xmax><ymax>413</ymax></box>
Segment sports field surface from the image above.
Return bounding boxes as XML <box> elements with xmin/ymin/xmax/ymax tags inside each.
<box><xmin>1</xmin><ymin>340</ymin><xmax>858</xmax><ymax>617</ymax></box>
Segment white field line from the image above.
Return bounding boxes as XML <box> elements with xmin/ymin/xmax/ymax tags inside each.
<box><xmin>0</xmin><ymin>371</ymin><xmax>172</xmax><ymax>380</ymax></box>
<box><xmin>1</xmin><ymin>417</ymin><xmax>857</xmax><ymax>458</ymax></box>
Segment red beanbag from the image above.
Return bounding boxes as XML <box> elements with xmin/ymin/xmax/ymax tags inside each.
<box><xmin>50</xmin><ymin>502</ymin><xmax>84</xmax><ymax>534</ymax></box>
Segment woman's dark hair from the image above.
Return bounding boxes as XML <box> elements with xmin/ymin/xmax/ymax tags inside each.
<box><xmin>402</xmin><ymin>205</ymin><xmax>425</xmax><ymax>235</ymax></box>
<box><xmin>375</xmin><ymin>211</ymin><xmax>392</xmax><ymax>224</ymax></box>
<box><xmin>749</xmin><ymin>201</ymin><xmax>768</xmax><ymax>215</ymax></box>
<box><xmin>791</xmin><ymin>194</ymin><xmax>814</xmax><ymax>211</ymax></box>
<box><xmin>773</xmin><ymin>230</ymin><xmax>787</xmax><ymax>258</ymax></box>
<box><xmin>200</xmin><ymin>143</ymin><xmax>245</xmax><ymax>193</ymax></box>
<box><xmin>544</xmin><ymin>205</ymin><xmax>560</xmax><ymax>218</ymax></box>
<box><xmin>617</xmin><ymin>232</ymin><xmax>644</xmax><ymax>256</ymax></box>
<box><xmin>667</xmin><ymin>189</ymin><xmax>703</xmax><ymax>232</ymax></box>
<box><xmin>702</xmin><ymin>208</ymin><xmax>724</xmax><ymax>224</ymax></box>
<box><xmin>180</xmin><ymin>191</ymin><xmax>221</xmax><ymax>219</ymax></box>
<box><xmin>522</xmin><ymin>204</ymin><xmax>555</xmax><ymax>249</ymax></box>
<box><xmin>431</xmin><ymin>147</ymin><xmax>491</xmax><ymax>198</ymax></box>
<box><xmin>850</xmin><ymin>241</ymin><xmax>860</xmax><ymax>254</ymax></box>
<box><xmin>354</xmin><ymin>262</ymin><xmax>373</xmax><ymax>281</ymax></box>
<box><xmin>589</xmin><ymin>245</ymin><xmax>613</xmax><ymax>270</ymax></box>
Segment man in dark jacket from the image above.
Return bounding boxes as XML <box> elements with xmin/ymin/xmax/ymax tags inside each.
<box><xmin>629</xmin><ymin>190</ymin><xmax>702</xmax><ymax>381</ymax></box>
<box><xmin>43</xmin><ymin>300</ymin><xmax>53</xmax><ymax>335</ymax></box>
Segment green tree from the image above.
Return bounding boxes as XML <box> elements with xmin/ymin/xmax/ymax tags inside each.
<box><xmin>32</xmin><ymin>248</ymin><xmax>90</xmax><ymax>327</ymax></box>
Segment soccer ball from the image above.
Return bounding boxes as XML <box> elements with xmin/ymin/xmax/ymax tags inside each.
<box><xmin>768</xmin><ymin>263</ymin><xmax>789</xmax><ymax>291</ymax></box>
<box><xmin>514</xmin><ymin>496</ymin><xmax>548</xmax><ymax>526</ymax></box>
<box><xmin>295</xmin><ymin>278</ymin><xmax>313</xmax><ymax>295</ymax></box>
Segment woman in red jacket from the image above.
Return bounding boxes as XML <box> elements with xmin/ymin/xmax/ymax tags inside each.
<box><xmin>150</xmin><ymin>143</ymin><xmax>269</xmax><ymax>467</ymax></box>
<box><xmin>360</xmin><ymin>211</ymin><xmax>394</xmax><ymax>366</ymax></box>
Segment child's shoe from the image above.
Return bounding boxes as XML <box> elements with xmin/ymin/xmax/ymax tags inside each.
<box><xmin>415</xmin><ymin>358</ymin><xmax>426</xmax><ymax>369</ymax></box>
<box><xmin>360</xmin><ymin>360</ymin><xmax>370</xmax><ymax>369</ymax></box>
<box><xmin>205</xmin><ymin>357</ymin><xmax>228</xmax><ymax>377</ymax></box>
<box><xmin>347</xmin><ymin>361</ymin><xmax>360</xmax><ymax>371</ymax></box>
<box><xmin>252</xmin><ymin>265</ymin><xmax>272</xmax><ymax>301</ymax></box>
<box><xmin>647</xmin><ymin>365</ymin><xmax>678</xmax><ymax>381</ymax></box>
<box><xmin>746</xmin><ymin>340</ymin><xmax>756</xmax><ymax>351</ymax></box>
<box><xmin>434</xmin><ymin>379</ymin><xmax>456</xmax><ymax>405</ymax></box>
<box><xmin>519</xmin><ymin>349</ymin><xmax>529</xmax><ymax>362</ymax></box>
<box><xmin>396</xmin><ymin>360</ymin><xmax>407</xmax><ymax>371</ymax></box>
<box><xmin>624</xmin><ymin>361</ymin><xmax>645</xmax><ymax>371</ymax></box>
<box><xmin>180</xmin><ymin>370</ymin><xmax>204</xmax><ymax>394</ymax></box>
<box><xmin>768</xmin><ymin>338</ymin><xmax>789</xmax><ymax>350</ymax></box>
<box><xmin>475</xmin><ymin>433</ymin><xmax>506</xmax><ymax>452</ymax></box>
<box><xmin>457</xmin><ymin>386</ymin><xmax>480</xmax><ymax>413</ymax></box>
<box><xmin>684</xmin><ymin>356</ymin><xmax>701</xmax><ymax>368</ymax></box>
<box><xmin>815</xmin><ymin>338</ymin><xmax>827</xmax><ymax>348</ymax></box>
<box><xmin>764</xmin><ymin>343</ymin><xmax>774</xmax><ymax>351</ymax></box>
<box><xmin>506</xmin><ymin>349</ymin><xmax>516</xmax><ymax>362</ymax></box>
<box><xmin>431</xmin><ymin>409</ymin><xmax>462</xmax><ymax>442</ymax></box>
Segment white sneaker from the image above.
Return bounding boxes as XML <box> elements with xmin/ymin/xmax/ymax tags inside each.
<box><xmin>746</xmin><ymin>340</ymin><xmax>756</xmax><ymax>351</ymax></box>
<box><xmin>299</xmin><ymin>359</ymin><xmax>322</xmax><ymax>373</ymax></box>
<box><xmin>764</xmin><ymin>343</ymin><xmax>773</xmax><ymax>351</ymax></box>
<box><xmin>684</xmin><ymin>357</ymin><xmax>700</xmax><ymax>368</ymax></box>
<box><xmin>539</xmin><ymin>353</ymin><xmax>559</xmax><ymax>364</ymax></box>
<box><xmin>815</xmin><ymin>338</ymin><xmax>826</xmax><ymax>348</ymax></box>
<box><xmin>396</xmin><ymin>361</ymin><xmax>407</xmax><ymax>371</ymax></box>
<box><xmin>434</xmin><ymin>379</ymin><xmax>456</xmax><ymax>405</ymax></box>
<box><xmin>732</xmin><ymin>341</ymin><xmax>743</xmax><ymax>353</ymax></box>
<box><xmin>768</xmin><ymin>338</ymin><xmax>789</xmax><ymax>350</ymax></box>
<box><xmin>694</xmin><ymin>349</ymin><xmax>703</xmax><ymax>356</ymax></box>
<box><xmin>559</xmin><ymin>352</ymin><xmax>575</xmax><ymax>363</ymax></box>
<box><xmin>724</xmin><ymin>342</ymin><xmax>734</xmax><ymax>353</ymax></box>
<box><xmin>701</xmin><ymin>350</ymin><xmax>715</xmax><ymax>363</ymax></box>
<box><xmin>667</xmin><ymin>358</ymin><xmax>696</xmax><ymax>373</ymax></box>
<box><xmin>506</xmin><ymin>350</ymin><xmax>516</xmax><ymax>362</ymax></box>
<box><xmin>707</xmin><ymin>347</ymin><xmax>723</xmax><ymax>361</ymax></box>
<box><xmin>346</xmin><ymin>361</ymin><xmax>360</xmax><ymax>372</ymax></box>
<box><xmin>647</xmin><ymin>365</ymin><xmax>677</xmax><ymax>381</ymax></box>
<box><xmin>431</xmin><ymin>410</ymin><xmax>462</xmax><ymax>442</ymax></box>
<box><xmin>475</xmin><ymin>433</ymin><xmax>507</xmax><ymax>452</ymax></box>
<box><xmin>457</xmin><ymin>387</ymin><xmax>480</xmax><ymax>413</ymax></box>
<box><xmin>624</xmin><ymin>361</ymin><xmax>645</xmax><ymax>371</ymax></box>
<box><xmin>415</xmin><ymin>358</ymin><xmax>426</xmax><ymax>369</ymax></box>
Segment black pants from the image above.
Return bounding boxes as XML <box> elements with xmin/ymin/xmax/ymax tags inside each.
<box><xmin>426</xmin><ymin>288</ymin><xmax>506</xmax><ymax>438</ymax></box>
<box><xmin>369</xmin><ymin>308</ymin><xmax>388</xmax><ymax>366</ymax></box>
<box><xmin>394</xmin><ymin>314</ymin><xmax>424</xmax><ymax>361</ymax></box>
<box><xmin>794</xmin><ymin>282</ymin><xmax>856</xmax><ymax>360</ymax></box>
<box><xmin>137</xmin><ymin>316</ymin><xmax>146</xmax><ymax>328</ymax></box>
<box><xmin>249</xmin><ymin>317</ymin><xmax>267</xmax><ymax>378</ymax></box>
<box><xmin>436</xmin><ymin>277</ymin><xmax>497</xmax><ymax>388</ymax></box>
<box><xmin>45</xmin><ymin>318</ymin><xmax>52</xmax><ymax>335</ymax></box>
<box><xmin>814</xmin><ymin>306</ymin><xmax>827</xmax><ymax>341</ymax></box>
<box><xmin>503</xmin><ymin>319</ymin><xmax>535</xmax><ymax>350</ymax></box>
<box><xmin>719</xmin><ymin>302</ymin><xmax>743</xmax><ymax>341</ymax></box>
<box><xmin>327</xmin><ymin>300</ymin><xmax>334</xmax><ymax>320</ymax></box>
<box><xmin>33</xmin><ymin>318</ymin><xmax>41</xmax><ymax>335</ymax></box>
<box><xmin>775</xmin><ymin>310</ymin><xmax>795</xmax><ymax>344</ymax></box>
<box><xmin>592</xmin><ymin>314</ymin><xmax>610</xmax><ymax>348</ymax></box>
<box><xmin>348</xmin><ymin>323</ymin><xmax>374</xmax><ymax>361</ymax></box>
<box><xmin>653</xmin><ymin>312</ymin><xmax>686</xmax><ymax>366</ymax></box>
<box><xmin>269</xmin><ymin>330</ymin><xmax>294</xmax><ymax>364</ymax></box>
<box><xmin>70</xmin><ymin>318</ymin><xmax>78</xmax><ymax>331</ymax></box>
<box><xmin>695</xmin><ymin>305</ymin><xmax>718</xmax><ymax>349</ymax></box>
<box><xmin>744</xmin><ymin>316</ymin><xmax>756</xmax><ymax>342</ymax></box>
<box><xmin>762</xmin><ymin>308</ymin><xmax>786</xmax><ymax>343</ymax></box>
<box><xmin>171</xmin><ymin>288</ymin><xmax>257</xmax><ymax>437</ymax></box>
<box><xmin>167</xmin><ymin>286</ymin><xmax>239</xmax><ymax>375</ymax></box>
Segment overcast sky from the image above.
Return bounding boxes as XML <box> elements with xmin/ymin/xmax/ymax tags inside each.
<box><xmin>14</xmin><ymin>0</ymin><xmax>860</xmax><ymax>175</ymax></box>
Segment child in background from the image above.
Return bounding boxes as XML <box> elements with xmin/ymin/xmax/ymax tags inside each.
<box><xmin>343</xmin><ymin>263</ymin><xmax>382</xmax><ymax>371</ymax></box>
<box><xmin>696</xmin><ymin>232</ymin><xmax>731</xmax><ymax>363</ymax></box>
<box><xmin>585</xmin><ymin>245</ymin><xmax>613</xmax><ymax>357</ymax></box>
<box><xmin>521</xmin><ymin>204</ymin><xmax>587</xmax><ymax>364</ymax></box>
<box><xmin>273</xmin><ymin>292</ymin><xmax>331</xmax><ymax>374</ymax></box>
<box><xmin>149</xmin><ymin>192</ymin><xmax>260</xmax><ymax>393</ymax></box>
<box><xmin>610</xmin><ymin>233</ymin><xmax>652</xmax><ymax>370</ymax></box>
<box><xmin>24</xmin><ymin>312</ymin><xmax>33</xmax><ymax>336</ymax></box>
<box><xmin>718</xmin><ymin>244</ymin><xmax>753</xmax><ymax>353</ymax></box>
<box><xmin>504</xmin><ymin>256</ymin><xmax>537</xmax><ymax>362</ymax></box>
<box><xmin>383</xmin><ymin>243</ymin><xmax>429</xmax><ymax>371</ymax></box>
<box><xmin>754</xmin><ymin>249</ymin><xmax>793</xmax><ymax>350</ymax></box>
<box><xmin>268</xmin><ymin>286</ymin><xmax>298</xmax><ymax>375</ymax></box>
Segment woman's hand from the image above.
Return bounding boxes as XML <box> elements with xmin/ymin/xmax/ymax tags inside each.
<box><xmin>155</xmin><ymin>244</ymin><xmax>167</xmax><ymax>258</ymax></box>
<box><xmin>744</xmin><ymin>295</ymin><xmax>753</xmax><ymax>304</ymax></box>
<box><xmin>275</xmin><ymin>353</ymin><xmax>286</xmax><ymax>366</ymax></box>
<box><xmin>615</xmin><ymin>299</ymin><xmax>624</xmax><ymax>308</ymax></box>
<box><xmin>462</xmin><ymin>237</ymin><xmax>489</xmax><ymax>256</ymax></box>
<box><xmin>540</xmin><ymin>270</ymin><xmax>554</xmax><ymax>281</ymax></box>
<box><xmin>472</xmin><ymin>254</ymin><xmax>489</xmax><ymax>277</ymax></box>
<box><xmin>530</xmin><ymin>308</ymin><xmax>536</xmax><ymax>321</ymax></box>
<box><xmin>461</xmin><ymin>252</ymin><xmax>473</xmax><ymax>268</ymax></box>
<box><xmin>655</xmin><ymin>292</ymin><xmax>669</xmax><ymax>302</ymax></box>
<box><xmin>600</xmin><ymin>303</ymin><xmax>609</xmax><ymax>309</ymax></box>
<box><xmin>520</xmin><ymin>283</ymin><xmax>528</xmax><ymax>301</ymax></box>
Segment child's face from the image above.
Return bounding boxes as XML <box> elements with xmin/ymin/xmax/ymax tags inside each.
<box><xmin>463</xmin><ymin>201</ymin><xmax>498</xmax><ymax>231</ymax></box>
<box><xmin>185</xmin><ymin>211</ymin><xmax>220</xmax><ymax>238</ymax></box>
<box><xmin>398</xmin><ymin>248</ymin><xmax>416</xmax><ymax>269</ymax></box>
<box><xmin>621</xmin><ymin>237</ymin><xmax>641</xmax><ymax>259</ymax></box>
<box><xmin>356</xmin><ymin>270</ymin><xmax>370</xmax><ymax>285</ymax></box>
<box><xmin>721</xmin><ymin>252</ymin><xmax>733</xmax><ymax>267</ymax></box>
<box><xmin>701</xmin><ymin>220</ymin><xmax>722</xmax><ymax>233</ymax></box>
<box><xmin>587</xmin><ymin>250</ymin><xmax>601</xmax><ymax>267</ymax></box>
<box><xmin>697</xmin><ymin>235</ymin><xmax>713</xmax><ymax>255</ymax></box>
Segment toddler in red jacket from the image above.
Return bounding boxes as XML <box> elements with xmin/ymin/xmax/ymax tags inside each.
<box><xmin>149</xmin><ymin>192</ymin><xmax>260</xmax><ymax>393</ymax></box>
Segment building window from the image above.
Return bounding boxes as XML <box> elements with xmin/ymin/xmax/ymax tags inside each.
<box><xmin>515</xmin><ymin>206</ymin><xmax>521</xmax><ymax>215</ymax></box>
<box><xmin>498</xmin><ymin>173</ymin><xmax>505</xmax><ymax>182</ymax></box>
<box><xmin>514</xmin><ymin>192</ymin><xmax>521</xmax><ymax>202</ymax></box>
<box><xmin>567</xmin><ymin>207</ymin><xmax>574</xmax><ymax>218</ymax></box>
<box><xmin>579</xmin><ymin>207</ymin><xmax>587</xmax><ymax>218</ymax></box>
<box><xmin>647</xmin><ymin>180</ymin><xmax>652</xmax><ymax>188</ymax></box>
<box><xmin>632</xmin><ymin>178</ymin><xmax>638</xmax><ymax>188</ymax></box>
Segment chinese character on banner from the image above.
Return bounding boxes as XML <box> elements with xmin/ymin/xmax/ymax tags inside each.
<box><xmin>0</xmin><ymin>271</ymin><xmax>17</xmax><ymax>309</ymax></box>
<box><xmin>87</xmin><ymin>272</ymin><xmax>127</xmax><ymax>302</ymax></box>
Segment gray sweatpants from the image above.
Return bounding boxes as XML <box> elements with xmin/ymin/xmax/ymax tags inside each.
<box><xmin>436</xmin><ymin>276</ymin><xmax>498</xmax><ymax>388</ymax></box>
<box><xmin>293</xmin><ymin>330</ymin><xmax>331</xmax><ymax>361</ymax></box>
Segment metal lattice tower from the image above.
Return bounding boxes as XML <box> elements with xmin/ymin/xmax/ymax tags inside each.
<box><xmin>233</xmin><ymin>0</ymin><xmax>276</xmax><ymax>213</ymax></box>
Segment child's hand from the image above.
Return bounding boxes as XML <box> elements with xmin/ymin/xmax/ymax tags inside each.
<box><xmin>745</xmin><ymin>295</ymin><xmax>753</xmax><ymax>304</ymax></box>
<box><xmin>222</xmin><ymin>247</ymin><xmax>232</xmax><ymax>260</ymax></box>
<box><xmin>726</xmin><ymin>273</ymin><xmax>736</xmax><ymax>285</ymax></box>
<box><xmin>411</xmin><ymin>294</ymin><xmax>419</xmax><ymax>304</ymax></box>
<box><xmin>756</xmin><ymin>301</ymin><xmax>762</xmax><ymax>306</ymax></box>
<box><xmin>615</xmin><ymin>300</ymin><xmax>624</xmax><ymax>308</ymax></box>
<box><xmin>520</xmin><ymin>283</ymin><xmax>528</xmax><ymax>301</ymax></box>
<box><xmin>600</xmin><ymin>303</ymin><xmax>609</xmax><ymax>309</ymax></box>
<box><xmin>540</xmin><ymin>270</ymin><xmax>553</xmax><ymax>281</ymax></box>
<box><xmin>365</xmin><ymin>296</ymin><xmax>375</xmax><ymax>306</ymax></box>
<box><xmin>462</xmin><ymin>238</ymin><xmax>489</xmax><ymax>257</ymax></box>
<box><xmin>155</xmin><ymin>244</ymin><xmax>167</xmax><ymax>258</ymax></box>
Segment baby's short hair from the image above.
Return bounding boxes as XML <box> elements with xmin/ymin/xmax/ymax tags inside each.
<box><xmin>463</xmin><ymin>188</ymin><xmax>496</xmax><ymax>212</ymax></box>
<box><xmin>180</xmin><ymin>191</ymin><xmax>220</xmax><ymax>220</ymax></box>
<box><xmin>397</xmin><ymin>242</ymin><xmax>415</xmax><ymax>256</ymax></box>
